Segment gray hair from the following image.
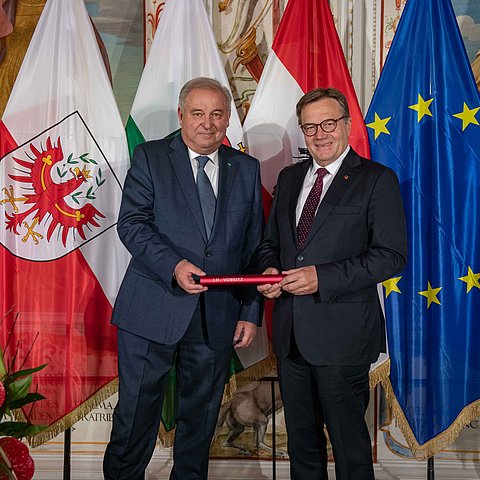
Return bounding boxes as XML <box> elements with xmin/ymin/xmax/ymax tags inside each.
<box><xmin>296</xmin><ymin>87</ymin><xmax>350</xmax><ymax>124</ymax></box>
<box><xmin>178</xmin><ymin>77</ymin><xmax>232</xmax><ymax>112</ymax></box>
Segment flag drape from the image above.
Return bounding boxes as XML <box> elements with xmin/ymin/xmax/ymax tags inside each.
<box><xmin>126</xmin><ymin>0</ymin><xmax>244</xmax><ymax>151</ymax></box>
<box><xmin>366</xmin><ymin>0</ymin><xmax>480</xmax><ymax>459</ymax></box>
<box><xmin>0</xmin><ymin>0</ymin><xmax>130</xmax><ymax>446</ymax></box>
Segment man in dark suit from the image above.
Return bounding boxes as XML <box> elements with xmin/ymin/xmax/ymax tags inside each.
<box><xmin>256</xmin><ymin>87</ymin><xmax>407</xmax><ymax>480</ymax></box>
<box><xmin>103</xmin><ymin>77</ymin><xmax>263</xmax><ymax>480</ymax></box>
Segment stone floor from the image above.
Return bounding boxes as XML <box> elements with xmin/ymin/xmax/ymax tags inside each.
<box><xmin>31</xmin><ymin>453</ymin><xmax>480</xmax><ymax>479</ymax></box>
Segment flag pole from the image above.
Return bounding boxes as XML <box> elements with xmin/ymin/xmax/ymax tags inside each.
<box><xmin>427</xmin><ymin>456</ymin><xmax>434</xmax><ymax>480</ymax></box>
<box><xmin>63</xmin><ymin>428</ymin><xmax>71</xmax><ymax>480</ymax></box>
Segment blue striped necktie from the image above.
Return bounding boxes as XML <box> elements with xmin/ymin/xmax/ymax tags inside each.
<box><xmin>196</xmin><ymin>156</ymin><xmax>216</xmax><ymax>239</ymax></box>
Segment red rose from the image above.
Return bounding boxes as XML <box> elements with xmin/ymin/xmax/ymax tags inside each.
<box><xmin>0</xmin><ymin>437</ymin><xmax>34</xmax><ymax>480</ymax></box>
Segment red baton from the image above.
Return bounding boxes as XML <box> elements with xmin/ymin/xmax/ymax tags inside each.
<box><xmin>196</xmin><ymin>274</ymin><xmax>285</xmax><ymax>285</ymax></box>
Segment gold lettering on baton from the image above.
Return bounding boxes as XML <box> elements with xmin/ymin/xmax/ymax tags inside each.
<box><xmin>210</xmin><ymin>277</ymin><xmax>245</xmax><ymax>283</ymax></box>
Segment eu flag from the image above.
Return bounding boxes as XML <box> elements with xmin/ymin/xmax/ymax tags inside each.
<box><xmin>365</xmin><ymin>0</ymin><xmax>480</xmax><ymax>459</ymax></box>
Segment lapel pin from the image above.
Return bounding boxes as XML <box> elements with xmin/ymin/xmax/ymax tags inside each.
<box><xmin>227</xmin><ymin>162</ymin><xmax>232</xmax><ymax>167</ymax></box>
<box><xmin>344</xmin><ymin>175</ymin><xmax>349</xmax><ymax>180</ymax></box>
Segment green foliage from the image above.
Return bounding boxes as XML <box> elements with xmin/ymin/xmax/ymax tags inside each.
<box><xmin>0</xmin><ymin>312</ymin><xmax>47</xmax><ymax>440</ymax></box>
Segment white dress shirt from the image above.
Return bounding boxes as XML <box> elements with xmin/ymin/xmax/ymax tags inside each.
<box><xmin>295</xmin><ymin>146</ymin><xmax>350</xmax><ymax>226</ymax></box>
<box><xmin>188</xmin><ymin>148</ymin><xmax>220</xmax><ymax>197</ymax></box>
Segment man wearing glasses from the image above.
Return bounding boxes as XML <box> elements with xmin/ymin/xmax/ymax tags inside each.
<box><xmin>256</xmin><ymin>87</ymin><xmax>407</xmax><ymax>480</ymax></box>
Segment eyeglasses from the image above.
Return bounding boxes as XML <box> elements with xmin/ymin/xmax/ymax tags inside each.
<box><xmin>300</xmin><ymin>116</ymin><xmax>346</xmax><ymax>136</ymax></box>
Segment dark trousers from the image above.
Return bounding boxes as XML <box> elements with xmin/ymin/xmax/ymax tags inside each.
<box><xmin>277</xmin><ymin>350</ymin><xmax>374</xmax><ymax>480</ymax></box>
<box><xmin>103</xmin><ymin>306</ymin><xmax>232</xmax><ymax>480</ymax></box>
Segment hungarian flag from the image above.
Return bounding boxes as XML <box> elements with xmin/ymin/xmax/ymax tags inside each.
<box><xmin>242</xmin><ymin>0</ymin><xmax>386</xmax><ymax>384</ymax></box>
<box><xmin>126</xmin><ymin>0</ymin><xmax>244</xmax><ymax>153</ymax></box>
<box><xmin>0</xmin><ymin>0</ymin><xmax>130</xmax><ymax>445</ymax></box>
<box><xmin>126</xmin><ymin>0</ymin><xmax>272</xmax><ymax>435</ymax></box>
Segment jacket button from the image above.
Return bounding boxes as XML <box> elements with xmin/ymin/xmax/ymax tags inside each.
<box><xmin>297</xmin><ymin>255</ymin><xmax>304</xmax><ymax>262</ymax></box>
<box><xmin>205</xmin><ymin>251</ymin><xmax>212</xmax><ymax>257</ymax></box>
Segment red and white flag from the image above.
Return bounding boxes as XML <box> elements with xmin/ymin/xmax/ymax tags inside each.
<box><xmin>0</xmin><ymin>0</ymin><xmax>129</xmax><ymax>444</ymax></box>
<box><xmin>244</xmin><ymin>0</ymin><xmax>369</xmax><ymax>195</ymax></box>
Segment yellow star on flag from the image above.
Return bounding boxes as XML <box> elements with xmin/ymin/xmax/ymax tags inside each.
<box><xmin>382</xmin><ymin>276</ymin><xmax>402</xmax><ymax>298</ymax></box>
<box><xmin>419</xmin><ymin>281</ymin><xmax>442</xmax><ymax>308</ymax></box>
<box><xmin>366</xmin><ymin>113</ymin><xmax>391</xmax><ymax>139</ymax></box>
<box><xmin>409</xmin><ymin>94</ymin><xmax>434</xmax><ymax>122</ymax></box>
<box><xmin>458</xmin><ymin>266</ymin><xmax>480</xmax><ymax>293</ymax></box>
<box><xmin>453</xmin><ymin>103</ymin><xmax>480</xmax><ymax>131</ymax></box>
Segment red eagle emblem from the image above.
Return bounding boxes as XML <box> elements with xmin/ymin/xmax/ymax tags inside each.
<box><xmin>5</xmin><ymin>137</ymin><xmax>105</xmax><ymax>246</ymax></box>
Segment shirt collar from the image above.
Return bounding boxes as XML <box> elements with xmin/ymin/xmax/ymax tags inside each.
<box><xmin>308</xmin><ymin>145</ymin><xmax>350</xmax><ymax>177</ymax></box>
<box><xmin>187</xmin><ymin>148</ymin><xmax>219</xmax><ymax>166</ymax></box>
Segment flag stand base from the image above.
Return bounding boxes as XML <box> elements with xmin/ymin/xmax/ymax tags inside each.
<box><xmin>261</xmin><ymin>376</ymin><xmax>278</xmax><ymax>480</ymax></box>
<box><xmin>427</xmin><ymin>456</ymin><xmax>434</xmax><ymax>479</ymax></box>
<box><xmin>63</xmin><ymin>428</ymin><xmax>71</xmax><ymax>480</ymax></box>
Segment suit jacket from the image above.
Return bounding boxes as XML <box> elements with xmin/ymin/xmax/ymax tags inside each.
<box><xmin>112</xmin><ymin>134</ymin><xmax>263</xmax><ymax>349</ymax></box>
<box><xmin>257</xmin><ymin>148</ymin><xmax>407</xmax><ymax>365</ymax></box>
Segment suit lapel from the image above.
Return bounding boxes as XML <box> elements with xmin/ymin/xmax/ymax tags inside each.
<box><xmin>169</xmin><ymin>135</ymin><xmax>208</xmax><ymax>242</ymax></box>
<box><xmin>300</xmin><ymin>150</ymin><xmax>361</xmax><ymax>251</ymax></box>
<box><xmin>210</xmin><ymin>145</ymin><xmax>238</xmax><ymax>241</ymax></box>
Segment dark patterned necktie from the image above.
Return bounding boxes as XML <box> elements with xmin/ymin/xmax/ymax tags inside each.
<box><xmin>196</xmin><ymin>156</ymin><xmax>216</xmax><ymax>239</ymax></box>
<box><xmin>297</xmin><ymin>167</ymin><xmax>329</xmax><ymax>249</ymax></box>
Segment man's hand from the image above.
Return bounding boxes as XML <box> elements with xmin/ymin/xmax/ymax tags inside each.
<box><xmin>174</xmin><ymin>259</ymin><xmax>208</xmax><ymax>294</ymax></box>
<box><xmin>280</xmin><ymin>266</ymin><xmax>318</xmax><ymax>295</ymax></box>
<box><xmin>233</xmin><ymin>321</ymin><xmax>257</xmax><ymax>349</ymax></box>
<box><xmin>257</xmin><ymin>267</ymin><xmax>283</xmax><ymax>299</ymax></box>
